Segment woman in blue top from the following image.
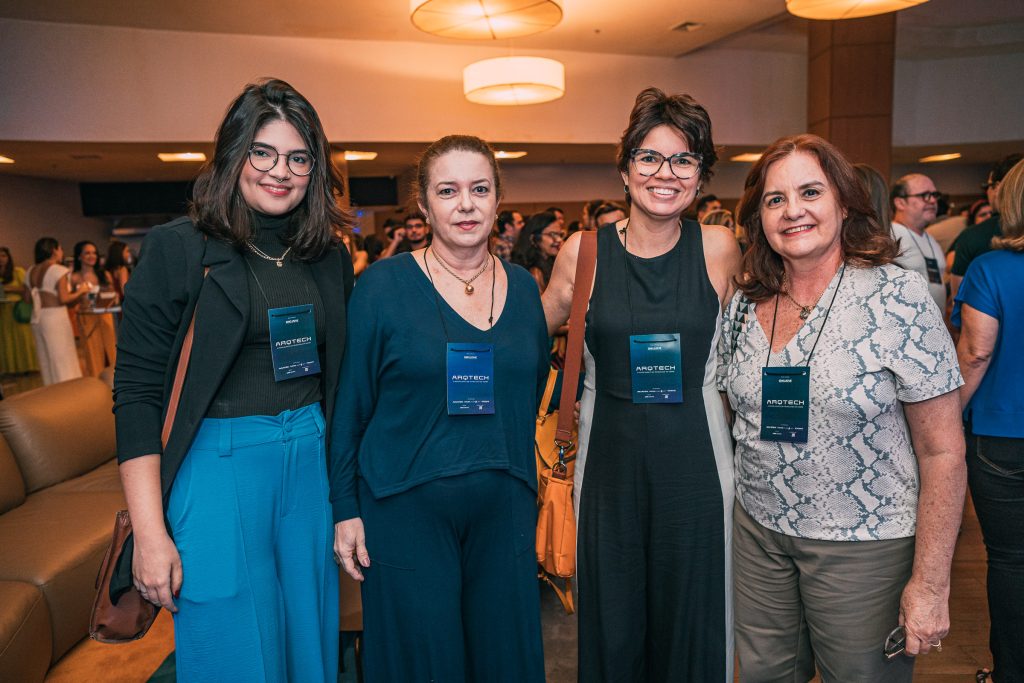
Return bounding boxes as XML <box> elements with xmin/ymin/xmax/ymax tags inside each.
<box><xmin>330</xmin><ymin>135</ymin><xmax>549</xmax><ymax>682</ymax></box>
<box><xmin>954</xmin><ymin>157</ymin><xmax>1024</xmax><ymax>682</ymax></box>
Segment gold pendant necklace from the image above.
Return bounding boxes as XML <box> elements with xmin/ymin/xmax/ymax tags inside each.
<box><xmin>782</xmin><ymin>276</ymin><xmax>823</xmax><ymax>320</ymax></box>
<box><xmin>431</xmin><ymin>248</ymin><xmax>490</xmax><ymax>295</ymax></box>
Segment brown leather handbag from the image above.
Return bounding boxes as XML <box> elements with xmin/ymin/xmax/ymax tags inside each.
<box><xmin>535</xmin><ymin>231</ymin><xmax>596</xmax><ymax>614</ymax></box>
<box><xmin>89</xmin><ymin>295</ymin><xmax>201</xmax><ymax>643</ymax></box>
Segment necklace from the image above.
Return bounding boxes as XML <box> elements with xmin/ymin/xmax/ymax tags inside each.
<box><xmin>430</xmin><ymin>248</ymin><xmax>490</xmax><ymax>295</ymax></box>
<box><xmin>246</xmin><ymin>242</ymin><xmax>292</xmax><ymax>267</ymax></box>
<box><xmin>423</xmin><ymin>248</ymin><xmax>497</xmax><ymax>329</ymax></box>
<box><xmin>782</xmin><ymin>276</ymin><xmax>824</xmax><ymax>320</ymax></box>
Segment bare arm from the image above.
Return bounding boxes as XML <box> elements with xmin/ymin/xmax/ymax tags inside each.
<box><xmin>955</xmin><ymin>304</ymin><xmax>998</xmax><ymax>408</ymax></box>
<box><xmin>898</xmin><ymin>390</ymin><xmax>967</xmax><ymax>655</ymax></box>
<box><xmin>700</xmin><ymin>224</ymin><xmax>742</xmax><ymax>310</ymax></box>
<box><xmin>541</xmin><ymin>231</ymin><xmax>582</xmax><ymax>336</ymax></box>
<box><xmin>57</xmin><ymin>272</ymin><xmax>90</xmax><ymax>306</ymax></box>
<box><xmin>351</xmin><ymin>249</ymin><xmax>368</xmax><ymax>277</ymax></box>
<box><xmin>119</xmin><ymin>455</ymin><xmax>181</xmax><ymax>611</ymax></box>
<box><xmin>380</xmin><ymin>229</ymin><xmax>405</xmax><ymax>259</ymax></box>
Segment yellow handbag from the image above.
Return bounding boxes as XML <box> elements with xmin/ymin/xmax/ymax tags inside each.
<box><xmin>534</xmin><ymin>231</ymin><xmax>596</xmax><ymax>615</ymax></box>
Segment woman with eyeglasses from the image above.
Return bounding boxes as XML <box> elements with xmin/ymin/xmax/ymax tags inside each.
<box><xmin>543</xmin><ymin>87</ymin><xmax>742</xmax><ymax>682</ymax></box>
<box><xmin>511</xmin><ymin>211</ymin><xmax>565</xmax><ymax>292</ymax></box>
<box><xmin>114</xmin><ymin>79</ymin><xmax>353</xmax><ymax>681</ymax></box>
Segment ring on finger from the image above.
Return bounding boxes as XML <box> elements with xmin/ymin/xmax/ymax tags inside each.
<box><xmin>929</xmin><ymin>641</ymin><xmax>942</xmax><ymax>652</ymax></box>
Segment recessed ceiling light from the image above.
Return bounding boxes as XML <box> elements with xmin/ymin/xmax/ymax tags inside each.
<box><xmin>0</xmin><ymin>155</ymin><xmax>14</xmax><ymax>164</ymax></box>
<box><xmin>731</xmin><ymin>153</ymin><xmax>762</xmax><ymax>163</ymax></box>
<box><xmin>342</xmin><ymin>151</ymin><xmax>378</xmax><ymax>161</ymax></box>
<box><xmin>158</xmin><ymin>152</ymin><xmax>206</xmax><ymax>162</ymax></box>
<box><xmin>495</xmin><ymin>151</ymin><xmax>528</xmax><ymax>159</ymax></box>
<box><xmin>918</xmin><ymin>152</ymin><xmax>961</xmax><ymax>163</ymax></box>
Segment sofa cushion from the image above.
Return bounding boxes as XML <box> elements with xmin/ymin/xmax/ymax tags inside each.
<box><xmin>0</xmin><ymin>488</ymin><xmax>125</xmax><ymax>662</ymax></box>
<box><xmin>49</xmin><ymin>459</ymin><xmax>123</xmax><ymax>494</ymax></box>
<box><xmin>0</xmin><ymin>580</ymin><xmax>52</xmax><ymax>683</ymax></box>
<box><xmin>0</xmin><ymin>377</ymin><xmax>115</xmax><ymax>493</ymax></box>
<box><xmin>0</xmin><ymin>434</ymin><xmax>26</xmax><ymax>515</ymax></box>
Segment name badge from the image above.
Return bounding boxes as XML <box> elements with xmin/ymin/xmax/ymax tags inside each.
<box><xmin>761</xmin><ymin>366</ymin><xmax>810</xmax><ymax>443</ymax></box>
<box><xmin>446</xmin><ymin>343</ymin><xmax>495</xmax><ymax>415</ymax></box>
<box><xmin>268</xmin><ymin>305</ymin><xmax>321</xmax><ymax>382</ymax></box>
<box><xmin>629</xmin><ymin>334</ymin><xmax>683</xmax><ymax>404</ymax></box>
<box><xmin>923</xmin><ymin>257</ymin><xmax>942</xmax><ymax>284</ymax></box>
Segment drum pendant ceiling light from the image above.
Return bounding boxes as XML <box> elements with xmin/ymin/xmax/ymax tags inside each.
<box><xmin>463</xmin><ymin>56</ymin><xmax>565</xmax><ymax>105</ymax></box>
<box><xmin>786</xmin><ymin>0</ymin><xmax>928</xmax><ymax>20</ymax></box>
<box><xmin>410</xmin><ymin>0</ymin><xmax>563</xmax><ymax>40</ymax></box>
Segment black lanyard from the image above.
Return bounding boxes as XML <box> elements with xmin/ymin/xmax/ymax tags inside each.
<box><xmin>766</xmin><ymin>263</ymin><xmax>846</xmax><ymax>368</ymax></box>
<box><xmin>421</xmin><ymin>248</ymin><xmax>496</xmax><ymax>342</ymax></box>
<box><xmin>621</xmin><ymin>219</ymin><xmax>684</xmax><ymax>336</ymax></box>
<box><xmin>904</xmin><ymin>227</ymin><xmax>938</xmax><ymax>262</ymax></box>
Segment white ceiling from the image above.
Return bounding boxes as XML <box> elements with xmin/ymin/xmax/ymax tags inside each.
<box><xmin>1</xmin><ymin>0</ymin><xmax>1021</xmax><ymax>182</ymax></box>
<box><xmin>0</xmin><ymin>0</ymin><xmax>788</xmax><ymax>58</ymax></box>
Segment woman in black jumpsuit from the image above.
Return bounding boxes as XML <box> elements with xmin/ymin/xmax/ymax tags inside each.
<box><xmin>543</xmin><ymin>88</ymin><xmax>741</xmax><ymax>682</ymax></box>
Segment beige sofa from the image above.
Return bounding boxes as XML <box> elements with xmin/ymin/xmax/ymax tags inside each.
<box><xmin>0</xmin><ymin>377</ymin><xmax>125</xmax><ymax>682</ymax></box>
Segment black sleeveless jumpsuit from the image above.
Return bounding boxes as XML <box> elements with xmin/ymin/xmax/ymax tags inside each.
<box><xmin>577</xmin><ymin>221</ymin><xmax>731</xmax><ymax>682</ymax></box>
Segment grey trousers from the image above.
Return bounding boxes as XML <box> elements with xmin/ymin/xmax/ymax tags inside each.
<box><xmin>733</xmin><ymin>502</ymin><xmax>916</xmax><ymax>683</ymax></box>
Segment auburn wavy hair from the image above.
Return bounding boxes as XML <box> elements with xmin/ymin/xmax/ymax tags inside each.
<box><xmin>737</xmin><ymin>134</ymin><xmax>898</xmax><ymax>302</ymax></box>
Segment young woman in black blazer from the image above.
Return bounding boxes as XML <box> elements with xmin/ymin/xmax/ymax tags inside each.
<box><xmin>114</xmin><ymin>79</ymin><xmax>353</xmax><ymax>681</ymax></box>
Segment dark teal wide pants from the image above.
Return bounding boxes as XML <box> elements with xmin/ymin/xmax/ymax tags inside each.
<box><xmin>167</xmin><ymin>404</ymin><xmax>339</xmax><ymax>682</ymax></box>
<box><xmin>359</xmin><ymin>470</ymin><xmax>545</xmax><ymax>682</ymax></box>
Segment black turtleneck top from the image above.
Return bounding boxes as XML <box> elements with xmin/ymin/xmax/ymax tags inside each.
<box><xmin>206</xmin><ymin>212</ymin><xmax>326</xmax><ymax>418</ymax></box>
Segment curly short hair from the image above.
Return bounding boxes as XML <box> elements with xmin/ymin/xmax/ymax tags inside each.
<box><xmin>616</xmin><ymin>88</ymin><xmax>717</xmax><ymax>187</ymax></box>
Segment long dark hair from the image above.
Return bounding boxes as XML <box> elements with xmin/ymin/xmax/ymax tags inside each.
<box><xmin>189</xmin><ymin>78</ymin><xmax>350</xmax><ymax>261</ymax></box>
<box><xmin>105</xmin><ymin>240</ymin><xmax>130</xmax><ymax>274</ymax></box>
<box><xmin>0</xmin><ymin>247</ymin><xmax>13</xmax><ymax>284</ymax></box>
<box><xmin>737</xmin><ymin>134</ymin><xmax>898</xmax><ymax>302</ymax></box>
<box><xmin>73</xmin><ymin>241</ymin><xmax>111</xmax><ymax>286</ymax></box>
<box><xmin>511</xmin><ymin>212</ymin><xmax>558</xmax><ymax>285</ymax></box>
<box><xmin>34</xmin><ymin>237</ymin><xmax>60</xmax><ymax>265</ymax></box>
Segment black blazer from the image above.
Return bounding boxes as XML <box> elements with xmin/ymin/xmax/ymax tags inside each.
<box><xmin>113</xmin><ymin>217</ymin><xmax>354</xmax><ymax>501</ymax></box>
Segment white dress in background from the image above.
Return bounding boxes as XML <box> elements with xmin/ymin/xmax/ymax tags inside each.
<box><xmin>28</xmin><ymin>263</ymin><xmax>82</xmax><ymax>385</ymax></box>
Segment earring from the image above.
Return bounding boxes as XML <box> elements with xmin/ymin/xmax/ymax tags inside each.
<box><xmin>623</xmin><ymin>184</ymin><xmax>629</xmax><ymax>194</ymax></box>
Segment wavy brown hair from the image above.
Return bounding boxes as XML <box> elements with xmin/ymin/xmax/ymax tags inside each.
<box><xmin>737</xmin><ymin>134</ymin><xmax>898</xmax><ymax>302</ymax></box>
<box><xmin>189</xmin><ymin>78</ymin><xmax>349</xmax><ymax>261</ymax></box>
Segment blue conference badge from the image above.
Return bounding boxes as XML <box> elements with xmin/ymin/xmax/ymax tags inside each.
<box><xmin>446</xmin><ymin>343</ymin><xmax>495</xmax><ymax>415</ymax></box>
<box><xmin>761</xmin><ymin>366</ymin><xmax>810</xmax><ymax>443</ymax></box>
<box><xmin>629</xmin><ymin>334</ymin><xmax>683</xmax><ymax>404</ymax></box>
<box><xmin>268</xmin><ymin>304</ymin><xmax>320</xmax><ymax>382</ymax></box>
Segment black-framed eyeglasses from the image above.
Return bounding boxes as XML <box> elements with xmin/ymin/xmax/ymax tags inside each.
<box><xmin>883</xmin><ymin>626</ymin><xmax>906</xmax><ymax>660</ymax></box>
<box><xmin>247</xmin><ymin>143</ymin><xmax>315</xmax><ymax>176</ymax></box>
<box><xmin>897</xmin><ymin>191</ymin><xmax>941</xmax><ymax>202</ymax></box>
<box><xmin>540</xmin><ymin>230</ymin><xmax>566</xmax><ymax>241</ymax></box>
<box><xmin>629</xmin><ymin>148</ymin><xmax>702</xmax><ymax>180</ymax></box>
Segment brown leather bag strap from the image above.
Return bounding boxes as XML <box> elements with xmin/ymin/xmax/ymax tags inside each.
<box><xmin>160</xmin><ymin>267</ymin><xmax>208</xmax><ymax>450</ymax></box>
<box><xmin>555</xmin><ymin>231</ymin><xmax>597</xmax><ymax>444</ymax></box>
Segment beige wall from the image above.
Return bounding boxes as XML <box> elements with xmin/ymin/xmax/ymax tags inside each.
<box><xmin>0</xmin><ymin>18</ymin><xmax>806</xmax><ymax>147</ymax></box>
<box><xmin>0</xmin><ymin>176</ymin><xmax>109</xmax><ymax>267</ymax></box>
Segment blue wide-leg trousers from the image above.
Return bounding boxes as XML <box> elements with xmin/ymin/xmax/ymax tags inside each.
<box><xmin>167</xmin><ymin>404</ymin><xmax>339</xmax><ymax>682</ymax></box>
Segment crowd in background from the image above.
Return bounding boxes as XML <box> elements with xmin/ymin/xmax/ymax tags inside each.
<box><xmin>0</xmin><ymin>239</ymin><xmax>134</xmax><ymax>388</ymax></box>
<box><xmin>1</xmin><ymin>102</ymin><xmax>1022</xmax><ymax>680</ymax></box>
